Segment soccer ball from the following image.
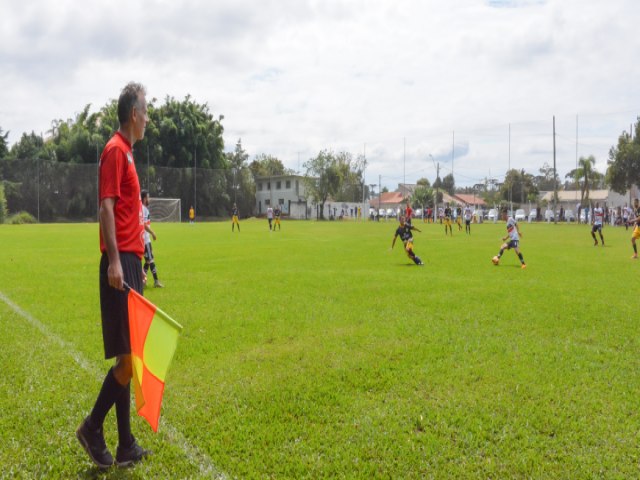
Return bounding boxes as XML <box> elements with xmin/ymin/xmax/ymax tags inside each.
<box><xmin>492</xmin><ymin>256</ymin><xmax>499</xmax><ymax>265</ymax></box>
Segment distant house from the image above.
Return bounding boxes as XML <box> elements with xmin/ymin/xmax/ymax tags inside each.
<box><xmin>540</xmin><ymin>189</ymin><xmax>636</xmax><ymax>210</ymax></box>
<box><xmin>254</xmin><ymin>175</ymin><xmax>310</xmax><ymax>219</ymax></box>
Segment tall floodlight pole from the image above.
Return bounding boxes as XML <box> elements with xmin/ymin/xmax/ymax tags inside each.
<box><xmin>509</xmin><ymin>123</ymin><xmax>512</xmax><ymax>216</ymax></box>
<box><xmin>194</xmin><ymin>143</ymin><xmax>197</xmax><ymax>220</ymax></box>
<box><xmin>553</xmin><ymin>116</ymin><xmax>557</xmax><ymax>225</ymax></box>
<box><xmin>403</xmin><ymin>137</ymin><xmax>406</xmax><ymax>187</ymax></box>
<box><xmin>430</xmin><ymin>154</ymin><xmax>439</xmax><ymax>223</ymax></box>
<box><xmin>362</xmin><ymin>143</ymin><xmax>366</xmax><ymax>221</ymax></box>
<box><xmin>451</xmin><ymin>131</ymin><xmax>455</xmax><ymax>182</ymax></box>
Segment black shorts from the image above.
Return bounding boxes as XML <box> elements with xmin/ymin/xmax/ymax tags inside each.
<box><xmin>592</xmin><ymin>224</ymin><xmax>602</xmax><ymax>234</ymax></box>
<box><xmin>99</xmin><ymin>252</ymin><xmax>143</xmax><ymax>359</ymax></box>
<box><xmin>144</xmin><ymin>242</ymin><xmax>154</xmax><ymax>264</ymax></box>
<box><xmin>506</xmin><ymin>240</ymin><xmax>519</xmax><ymax>250</ymax></box>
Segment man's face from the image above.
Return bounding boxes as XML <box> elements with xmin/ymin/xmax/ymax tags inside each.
<box><xmin>132</xmin><ymin>95</ymin><xmax>149</xmax><ymax>142</ymax></box>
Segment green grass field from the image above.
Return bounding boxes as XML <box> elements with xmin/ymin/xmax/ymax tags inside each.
<box><xmin>1</xmin><ymin>218</ymin><xmax>639</xmax><ymax>479</ymax></box>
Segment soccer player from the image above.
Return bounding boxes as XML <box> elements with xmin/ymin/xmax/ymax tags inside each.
<box><xmin>231</xmin><ymin>203</ymin><xmax>240</xmax><ymax>232</ymax></box>
<box><xmin>464</xmin><ymin>204</ymin><xmax>473</xmax><ymax>234</ymax></box>
<box><xmin>391</xmin><ymin>215</ymin><xmax>424</xmax><ymax>265</ymax></box>
<box><xmin>405</xmin><ymin>201</ymin><xmax>413</xmax><ymax>224</ymax></box>
<box><xmin>443</xmin><ymin>203</ymin><xmax>453</xmax><ymax>236</ymax></box>
<box><xmin>456</xmin><ymin>206</ymin><xmax>463</xmax><ymax>231</ymax></box>
<box><xmin>493</xmin><ymin>216</ymin><xmax>526</xmax><ymax>269</ymax></box>
<box><xmin>266</xmin><ymin>205</ymin><xmax>273</xmax><ymax>230</ymax></box>
<box><xmin>141</xmin><ymin>190</ymin><xmax>163</xmax><ymax>287</ymax></box>
<box><xmin>591</xmin><ymin>202</ymin><xmax>605</xmax><ymax>246</ymax></box>
<box><xmin>188</xmin><ymin>205</ymin><xmax>195</xmax><ymax>224</ymax></box>
<box><xmin>76</xmin><ymin>82</ymin><xmax>150</xmax><ymax>469</ymax></box>
<box><xmin>273</xmin><ymin>204</ymin><xmax>282</xmax><ymax>231</ymax></box>
<box><xmin>626</xmin><ymin>198</ymin><xmax>640</xmax><ymax>258</ymax></box>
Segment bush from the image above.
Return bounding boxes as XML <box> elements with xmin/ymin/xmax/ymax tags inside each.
<box><xmin>7</xmin><ymin>211</ymin><xmax>37</xmax><ymax>224</ymax></box>
<box><xmin>0</xmin><ymin>184</ymin><xmax>7</xmax><ymax>224</ymax></box>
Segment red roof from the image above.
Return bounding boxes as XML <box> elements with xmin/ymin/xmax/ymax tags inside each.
<box><xmin>379</xmin><ymin>192</ymin><xmax>404</xmax><ymax>204</ymax></box>
<box><xmin>451</xmin><ymin>193</ymin><xmax>486</xmax><ymax>206</ymax></box>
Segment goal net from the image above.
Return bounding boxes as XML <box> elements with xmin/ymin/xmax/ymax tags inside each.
<box><xmin>148</xmin><ymin>198</ymin><xmax>181</xmax><ymax>222</ymax></box>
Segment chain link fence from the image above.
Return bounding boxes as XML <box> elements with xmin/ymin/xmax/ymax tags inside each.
<box><xmin>0</xmin><ymin>158</ymin><xmax>255</xmax><ymax>222</ymax></box>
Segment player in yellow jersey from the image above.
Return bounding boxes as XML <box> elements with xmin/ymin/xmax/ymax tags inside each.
<box><xmin>443</xmin><ymin>204</ymin><xmax>453</xmax><ymax>236</ymax></box>
<box><xmin>626</xmin><ymin>198</ymin><xmax>640</xmax><ymax>258</ymax></box>
<box><xmin>273</xmin><ymin>205</ymin><xmax>282</xmax><ymax>231</ymax></box>
<box><xmin>231</xmin><ymin>203</ymin><xmax>240</xmax><ymax>232</ymax></box>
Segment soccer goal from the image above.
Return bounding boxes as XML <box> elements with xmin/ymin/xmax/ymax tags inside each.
<box><xmin>148</xmin><ymin>198</ymin><xmax>181</xmax><ymax>222</ymax></box>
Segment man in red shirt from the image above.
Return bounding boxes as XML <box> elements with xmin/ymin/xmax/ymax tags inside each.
<box><xmin>405</xmin><ymin>201</ymin><xmax>413</xmax><ymax>225</ymax></box>
<box><xmin>77</xmin><ymin>82</ymin><xmax>150</xmax><ymax>469</ymax></box>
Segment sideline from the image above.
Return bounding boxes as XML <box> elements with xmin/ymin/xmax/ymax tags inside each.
<box><xmin>0</xmin><ymin>289</ymin><xmax>227</xmax><ymax>479</ymax></box>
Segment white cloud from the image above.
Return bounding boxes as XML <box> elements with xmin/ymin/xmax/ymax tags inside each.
<box><xmin>1</xmin><ymin>0</ymin><xmax>639</xmax><ymax>188</ymax></box>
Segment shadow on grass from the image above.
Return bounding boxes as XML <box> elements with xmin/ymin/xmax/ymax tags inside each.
<box><xmin>77</xmin><ymin>465</ymin><xmax>139</xmax><ymax>480</ymax></box>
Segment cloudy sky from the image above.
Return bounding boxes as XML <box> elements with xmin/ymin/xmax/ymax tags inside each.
<box><xmin>2</xmin><ymin>0</ymin><xmax>640</xmax><ymax>189</ymax></box>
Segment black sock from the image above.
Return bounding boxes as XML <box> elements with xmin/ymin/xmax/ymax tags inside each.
<box><xmin>89</xmin><ymin>367</ymin><xmax>127</xmax><ymax>429</ymax></box>
<box><xmin>518</xmin><ymin>252</ymin><xmax>525</xmax><ymax>264</ymax></box>
<box><xmin>498</xmin><ymin>249</ymin><xmax>504</xmax><ymax>258</ymax></box>
<box><xmin>150</xmin><ymin>262</ymin><xmax>158</xmax><ymax>280</ymax></box>
<box><xmin>115</xmin><ymin>382</ymin><xmax>133</xmax><ymax>448</ymax></box>
<box><xmin>634</xmin><ymin>244</ymin><xmax>637</xmax><ymax>254</ymax></box>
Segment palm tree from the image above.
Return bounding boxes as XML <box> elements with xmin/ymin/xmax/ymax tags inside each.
<box><xmin>576</xmin><ymin>155</ymin><xmax>596</xmax><ymax>204</ymax></box>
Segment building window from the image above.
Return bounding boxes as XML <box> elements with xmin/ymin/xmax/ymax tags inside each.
<box><xmin>265</xmin><ymin>199</ymin><xmax>270</xmax><ymax>206</ymax></box>
<box><xmin>279</xmin><ymin>199</ymin><xmax>284</xmax><ymax>205</ymax></box>
<box><xmin>257</xmin><ymin>183</ymin><xmax>262</xmax><ymax>191</ymax></box>
<box><xmin>286</xmin><ymin>180</ymin><xmax>291</xmax><ymax>189</ymax></box>
<box><xmin>276</xmin><ymin>181</ymin><xmax>281</xmax><ymax>190</ymax></box>
<box><xmin>267</xmin><ymin>182</ymin><xmax>271</xmax><ymax>190</ymax></box>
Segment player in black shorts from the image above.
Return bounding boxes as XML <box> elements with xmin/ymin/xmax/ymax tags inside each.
<box><xmin>444</xmin><ymin>204</ymin><xmax>453</xmax><ymax>236</ymax></box>
<box><xmin>391</xmin><ymin>216</ymin><xmax>424</xmax><ymax>265</ymax></box>
<box><xmin>76</xmin><ymin>82</ymin><xmax>150</xmax><ymax>469</ymax></box>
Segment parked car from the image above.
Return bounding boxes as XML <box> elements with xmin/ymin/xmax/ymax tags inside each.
<box><xmin>544</xmin><ymin>209</ymin><xmax>554</xmax><ymax>221</ymax></box>
<box><xmin>579</xmin><ymin>210</ymin><xmax>591</xmax><ymax>224</ymax></box>
<box><xmin>414</xmin><ymin>208</ymin><xmax>422</xmax><ymax>218</ymax></box>
<box><xmin>378</xmin><ymin>208</ymin><xmax>386</xmax><ymax>218</ymax></box>
<box><xmin>488</xmin><ymin>208</ymin><xmax>498</xmax><ymax>222</ymax></box>
<box><xmin>386</xmin><ymin>208</ymin><xmax>395</xmax><ymax>218</ymax></box>
<box><xmin>564</xmin><ymin>209</ymin><xmax>576</xmax><ymax>222</ymax></box>
<box><xmin>515</xmin><ymin>209</ymin><xmax>526</xmax><ymax>222</ymax></box>
<box><xmin>528</xmin><ymin>208</ymin><xmax>538</xmax><ymax>222</ymax></box>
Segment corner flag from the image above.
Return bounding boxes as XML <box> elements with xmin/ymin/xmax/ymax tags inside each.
<box><xmin>127</xmin><ymin>287</ymin><xmax>183</xmax><ymax>432</ymax></box>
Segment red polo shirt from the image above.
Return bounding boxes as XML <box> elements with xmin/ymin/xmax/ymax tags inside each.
<box><xmin>99</xmin><ymin>132</ymin><xmax>144</xmax><ymax>257</ymax></box>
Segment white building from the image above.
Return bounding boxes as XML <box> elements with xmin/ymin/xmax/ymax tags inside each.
<box><xmin>255</xmin><ymin>175</ymin><xmax>311</xmax><ymax>219</ymax></box>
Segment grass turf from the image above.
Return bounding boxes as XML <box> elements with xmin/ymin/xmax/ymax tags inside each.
<box><xmin>0</xmin><ymin>219</ymin><xmax>639</xmax><ymax>478</ymax></box>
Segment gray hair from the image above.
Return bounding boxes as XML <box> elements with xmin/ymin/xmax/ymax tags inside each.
<box><xmin>117</xmin><ymin>82</ymin><xmax>146</xmax><ymax>126</ymax></box>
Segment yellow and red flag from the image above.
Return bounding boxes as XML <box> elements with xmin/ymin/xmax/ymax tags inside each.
<box><xmin>127</xmin><ymin>288</ymin><xmax>183</xmax><ymax>432</ymax></box>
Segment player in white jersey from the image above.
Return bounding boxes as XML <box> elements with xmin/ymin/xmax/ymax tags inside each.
<box><xmin>492</xmin><ymin>217</ymin><xmax>526</xmax><ymax>269</ymax></box>
<box><xmin>591</xmin><ymin>202</ymin><xmax>605</xmax><ymax>246</ymax></box>
<box><xmin>141</xmin><ymin>190</ymin><xmax>163</xmax><ymax>288</ymax></box>
<box><xmin>463</xmin><ymin>204</ymin><xmax>473</xmax><ymax>234</ymax></box>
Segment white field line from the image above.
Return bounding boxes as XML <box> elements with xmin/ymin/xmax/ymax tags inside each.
<box><xmin>0</xmin><ymin>290</ymin><xmax>228</xmax><ymax>479</ymax></box>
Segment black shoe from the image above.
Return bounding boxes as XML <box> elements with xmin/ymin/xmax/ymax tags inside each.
<box><xmin>76</xmin><ymin>417</ymin><xmax>114</xmax><ymax>469</ymax></box>
<box><xmin>116</xmin><ymin>435</ymin><xmax>151</xmax><ymax>467</ymax></box>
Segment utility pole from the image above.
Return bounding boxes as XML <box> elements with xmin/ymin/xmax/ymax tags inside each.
<box><xmin>362</xmin><ymin>143</ymin><xmax>366</xmax><ymax>221</ymax></box>
<box><xmin>378</xmin><ymin>175</ymin><xmax>381</xmax><ymax>212</ymax></box>
<box><xmin>553</xmin><ymin>115</ymin><xmax>557</xmax><ymax>225</ymax></box>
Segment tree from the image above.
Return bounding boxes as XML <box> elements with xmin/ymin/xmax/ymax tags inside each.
<box><xmin>249</xmin><ymin>154</ymin><xmax>291</xmax><ymax>178</ymax></box>
<box><xmin>0</xmin><ymin>183</ymin><xmax>7</xmax><ymax>223</ymax></box>
<box><xmin>412</xmin><ymin>185</ymin><xmax>434</xmax><ymax>209</ymax></box>
<box><xmin>0</xmin><ymin>127</ymin><xmax>9</xmax><ymax>159</ymax></box>
<box><xmin>332</xmin><ymin>152</ymin><xmax>365</xmax><ymax>202</ymax></box>
<box><xmin>225</xmin><ymin>139</ymin><xmax>254</xmax><ymax>215</ymax></box>
<box><xmin>303</xmin><ymin>150</ymin><xmax>341</xmax><ymax>220</ymax></box>
<box><xmin>606</xmin><ymin>120</ymin><xmax>640</xmax><ymax>194</ymax></box>
<box><xmin>565</xmin><ymin>155</ymin><xmax>604</xmax><ymax>203</ymax></box>
<box><xmin>500</xmin><ymin>169</ymin><xmax>537</xmax><ymax>206</ymax></box>
<box><xmin>533</xmin><ymin>162</ymin><xmax>560</xmax><ymax>191</ymax></box>
<box><xmin>442</xmin><ymin>173</ymin><xmax>455</xmax><ymax>195</ymax></box>
<box><xmin>416</xmin><ymin>177</ymin><xmax>431</xmax><ymax>188</ymax></box>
